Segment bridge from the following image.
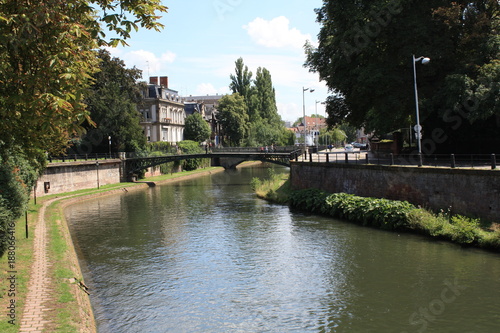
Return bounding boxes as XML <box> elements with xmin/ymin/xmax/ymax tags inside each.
<box><xmin>123</xmin><ymin>148</ymin><xmax>301</xmax><ymax>178</ymax></box>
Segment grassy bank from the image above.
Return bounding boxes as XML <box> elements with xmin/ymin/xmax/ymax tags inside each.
<box><xmin>254</xmin><ymin>174</ymin><xmax>500</xmax><ymax>252</ymax></box>
<box><xmin>0</xmin><ymin>166</ymin><xmax>223</xmax><ymax>332</ymax></box>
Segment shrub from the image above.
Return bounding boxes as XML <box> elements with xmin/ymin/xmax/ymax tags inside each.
<box><xmin>177</xmin><ymin>140</ymin><xmax>209</xmax><ymax>171</ymax></box>
<box><xmin>290</xmin><ymin>189</ymin><xmax>415</xmax><ymax>230</ymax></box>
<box><xmin>449</xmin><ymin>215</ymin><xmax>480</xmax><ymax>245</ymax></box>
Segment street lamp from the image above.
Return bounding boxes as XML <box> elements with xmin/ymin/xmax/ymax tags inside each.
<box><xmin>108</xmin><ymin>136</ymin><xmax>112</xmax><ymax>157</ymax></box>
<box><xmin>315</xmin><ymin>100</ymin><xmax>323</xmax><ymax>148</ymax></box>
<box><xmin>412</xmin><ymin>55</ymin><xmax>430</xmax><ymax>160</ymax></box>
<box><xmin>302</xmin><ymin>87</ymin><xmax>314</xmax><ymax>155</ymax></box>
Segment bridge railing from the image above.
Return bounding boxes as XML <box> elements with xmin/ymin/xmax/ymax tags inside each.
<box><xmin>47</xmin><ymin>153</ymin><xmax>120</xmax><ymax>163</ymax></box>
<box><xmin>212</xmin><ymin>146</ymin><xmax>300</xmax><ymax>153</ymax></box>
<box><xmin>299</xmin><ymin>151</ymin><xmax>498</xmax><ymax>169</ymax></box>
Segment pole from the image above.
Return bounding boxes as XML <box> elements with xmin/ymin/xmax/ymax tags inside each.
<box><xmin>25</xmin><ymin>210</ymin><xmax>28</xmax><ymax>238</ymax></box>
<box><xmin>413</xmin><ymin>55</ymin><xmax>422</xmax><ymax>155</ymax></box>
<box><xmin>108</xmin><ymin>136</ymin><xmax>112</xmax><ymax>157</ymax></box>
<box><xmin>96</xmin><ymin>161</ymin><xmax>100</xmax><ymax>189</ymax></box>
<box><xmin>302</xmin><ymin>87</ymin><xmax>306</xmax><ymax>155</ymax></box>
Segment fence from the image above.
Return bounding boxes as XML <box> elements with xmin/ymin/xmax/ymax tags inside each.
<box><xmin>299</xmin><ymin>152</ymin><xmax>498</xmax><ymax>170</ymax></box>
<box><xmin>47</xmin><ymin>153</ymin><xmax>120</xmax><ymax>163</ymax></box>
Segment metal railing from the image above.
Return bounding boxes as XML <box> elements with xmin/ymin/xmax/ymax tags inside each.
<box><xmin>47</xmin><ymin>153</ymin><xmax>120</xmax><ymax>163</ymax></box>
<box><xmin>297</xmin><ymin>151</ymin><xmax>498</xmax><ymax>170</ymax></box>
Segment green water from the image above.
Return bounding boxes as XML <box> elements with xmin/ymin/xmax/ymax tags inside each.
<box><xmin>66</xmin><ymin>166</ymin><xmax>500</xmax><ymax>332</ymax></box>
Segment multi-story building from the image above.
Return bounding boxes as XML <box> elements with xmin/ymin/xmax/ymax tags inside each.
<box><xmin>184</xmin><ymin>94</ymin><xmax>225</xmax><ymax>145</ymax></box>
<box><xmin>138</xmin><ymin>76</ymin><xmax>185</xmax><ymax>143</ymax></box>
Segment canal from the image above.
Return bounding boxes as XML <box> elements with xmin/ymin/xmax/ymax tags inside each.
<box><xmin>66</xmin><ymin>166</ymin><xmax>500</xmax><ymax>332</ymax></box>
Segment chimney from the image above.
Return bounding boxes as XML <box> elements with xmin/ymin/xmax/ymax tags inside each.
<box><xmin>160</xmin><ymin>76</ymin><xmax>169</xmax><ymax>88</ymax></box>
<box><xmin>149</xmin><ymin>76</ymin><xmax>159</xmax><ymax>85</ymax></box>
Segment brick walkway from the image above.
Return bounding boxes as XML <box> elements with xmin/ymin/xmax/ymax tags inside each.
<box><xmin>19</xmin><ymin>200</ymin><xmax>53</xmax><ymax>332</ymax></box>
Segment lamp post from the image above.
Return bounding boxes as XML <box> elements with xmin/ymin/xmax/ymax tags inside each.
<box><xmin>302</xmin><ymin>87</ymin><xmax>314</xmax><ymax>155</ymax></box>
<box><xmin>412</xmin><ymin>55</ymin><xmax>430</xmax><ymax>163</ymax></box>
<box><xmin>108</xmin><ymin>136</ymin><xmax>112</xmax><ymax>157</ymax></box>
<box><xmin>96</xmin><ymin>161</ymin><xmax>100</xmax><ymax>189</ymax></box>
<box><xmin>315</xmin><ymin>100</ymin><xmax>323</xmax><ymax>149</ymax></box>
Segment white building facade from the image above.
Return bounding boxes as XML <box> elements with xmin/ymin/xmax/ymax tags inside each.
<box><xmin>139</xmin><ymin>76</ymin><xmax>185</xmax><ymax>144</ymax></box>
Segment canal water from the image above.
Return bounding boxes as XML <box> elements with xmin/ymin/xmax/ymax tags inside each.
<box><xmin>66</xmin><ymin>166</ymin><xmax>500</xmax><ymax>333</ymax></box>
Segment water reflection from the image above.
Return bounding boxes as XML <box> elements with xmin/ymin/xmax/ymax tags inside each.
<box><xmin>66</xmin><ymin>167</ymin><xmax>500</xmax><ymax>333</ymax></box>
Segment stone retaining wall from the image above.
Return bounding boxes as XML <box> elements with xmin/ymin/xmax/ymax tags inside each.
<box><xmin>291</xmin><ymin>162</ymin><xmax>500</xmax><ymax>222</ymax></box>
<box><xmin>35</xmin><ymin>160</ymin><xmax>121</xmax><ymax>197</ymax></box>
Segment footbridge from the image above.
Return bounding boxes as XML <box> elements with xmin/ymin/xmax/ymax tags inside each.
<box><xmin>123</xmin><ymin>147</ymin><xmax>301</xmax><ymax>178</ymax></box>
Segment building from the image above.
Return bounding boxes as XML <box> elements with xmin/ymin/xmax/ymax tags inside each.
<box><xmin>295</xmin><ymin>116</ymin><xmax>327</xmax><ymax>145</ymax></box>
<box><xmin>184</xmin><ymin>94</ymin><xmax>225</xmax><ymax>145</ymax></box>
<box><xmin>138</xmin><ymin>76</ymin><xmax>186</xmax><ymax>143</ymax></box>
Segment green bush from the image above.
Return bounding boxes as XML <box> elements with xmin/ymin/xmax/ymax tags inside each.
<box><xmin>449</xmin><ymin>215</ymin><xmax>480</xmax><ymax>244</ymax></box>
<box><xmin>177</xmin><ymin>140</ymin><xmax>209</xmax><ymax>171</ymax></box>
<box><xmin>264</xmin><ymin>178</ymin><xmax>500</xmax><ymax>252</ymax></box>
<box><xmin>290</xmin><ymin>190</ymin><xmax>415</xmax><ymax>231</ymax></box>
<box><xmin>0</xmin><ymin>148</ymin><xmax>44</xmax><ymax>255</ymax></box>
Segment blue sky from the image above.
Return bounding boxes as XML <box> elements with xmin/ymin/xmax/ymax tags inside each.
<box><xmin>107</xmin><ymin>0</ymin><xmax>329</xmax><ymax>123</ymax></box>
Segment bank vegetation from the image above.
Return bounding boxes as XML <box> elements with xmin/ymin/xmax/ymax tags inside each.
<box><xmin>253</xmin><ymin>173</ymin><xmax>500</xmax><ymax>252</ymax></box>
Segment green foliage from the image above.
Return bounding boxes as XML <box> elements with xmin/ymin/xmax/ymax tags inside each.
<box><xmin>80</xmin><ymin>49</ymin><xmax>146</xmax><ymax>153</ymax></box>
<box><xmin>305</xmin><ymin>0</ymin><xmax>500</xmax><ymax>149</ymax></box>
<box><xmin>0</xmin><ymin>147</ymin><xmax>44</xmax><ymax>255</ymax></box>
<box><xmin>319</xmin><ymin>127</ymin><xmax>347</xmax><ymax>146</ymax></box>
<box><xmin>218</xmin><ymin>93</ymin><xmax>249</xmax><ymax>146</ymax></box>
<box><xmin>184</xmin><ymin>113</ymin><xmax>211</xmax><ymax>143</ymax></box>
<box><xmin>0</xmin><ymin>0</ymin><xmax>167</xmax><ymax>158</ymax></box>
<box><xmin>253</xmin><ymin>67</ymin><xmax>280</xmax><ymax>124</ymax></box>
<box><xmin>177</xmin><ymin>140</ymin><xmax>208</xmax><ymax>171</ymax></box>
<box><xmin>229</xmin><ymin>57</ymin><xmax>253</xmax><ymax>104</ymax></box>
<box><xmin>227</xmin><ymin>58</ymin><xmax>287</xmax><ymax>147</ymax></box>
<box><xmin>250</xmin><ymin>177</ymin><xmax>262</xmax><ymax>191</ymax></box>
<box><xmin>290</xmin><ymin>190</ymin><xmax>415</xmax><ymax>230</ymax></box>
<box><xmin>147</xmin><ymin>141</ymin><xmax>176</xmax><ymax>154</ymax></box>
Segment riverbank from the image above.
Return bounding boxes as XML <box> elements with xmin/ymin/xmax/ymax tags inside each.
<box><xmin>254</xmin><ymin>173</ymin><xmax>500</xmax><ymax>252</ymax></box>
<box><xmin>0</xmin><ymin>166</ymin><xmax>225</xmax><ymax>332</ymax></box>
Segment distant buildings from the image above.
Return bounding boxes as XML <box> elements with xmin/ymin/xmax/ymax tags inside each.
<box><xmin>294</xmin><ymin>116</ymin><xmax>327</xmax><ymax>145</ymax></box>
<box><xmin>138</xmin><ymin>76</ymin><xmax>186</xmax><ymax>143</ymax></box>
<box><xmin>138</xmin><ymin>77</ymin><xmax>225</xmax><ymax>145</ymax></box>
<box><xmin>183</xmin><ymin>94</ymin><xmax>225</xmax><ymax>146</ymax></box>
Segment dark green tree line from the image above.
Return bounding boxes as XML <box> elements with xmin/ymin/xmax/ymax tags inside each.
<box><xmin>305</xmin><ymin>0</ymin><xmax>500</xmax><ymax>153</ymax></box>
<box><xmin>224</xmin><ymin>57</ymin><xmax>294</xmax><ymax>147</ymax></box>
<box><xmin>73</xmin><ymin>49</ymin><xmax>147</xmax><ymax>154</ymax></box>
<box><xmin>0</xmin><ymin>0</ymin><xmax>167</xmax><ymax>255</ymax></box>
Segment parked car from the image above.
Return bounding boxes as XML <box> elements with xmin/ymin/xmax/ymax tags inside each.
<box><xmin>351</xmin><ymin>142</ymin><xmax>368</xmax><ymax>149</ymax></box>
<box><xmin>344</xmin><ymin>144</ymin><xmax>354</xmax><ymax>152</ymax></box>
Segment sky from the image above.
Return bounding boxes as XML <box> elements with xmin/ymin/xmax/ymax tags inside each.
<box><xmin>106</xmin><ymin>0</ymin><xmax>329</xmax><ymax>123</ymax></box>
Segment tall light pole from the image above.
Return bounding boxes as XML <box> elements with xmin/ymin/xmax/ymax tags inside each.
<box><xmin>302</xmin><ymin>87</ymin><xmax>314</xmax><ymax>154</ymax></box>
<box><xmin>412</xmin><ymin>55</ymin><xmax>430</xmax><ymax>159</ymax></box>
<box><xmin>108</xmin><ymin>136</ymin><xmax>112</xmax><ymax>157</ymax></box>
<box><xmin>315</xmin><ymin>100</ymin><xmax>323</xmax><ymax>148</ymax></box>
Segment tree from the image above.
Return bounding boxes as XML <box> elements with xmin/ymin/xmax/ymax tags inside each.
<box><xmin>0</xmin><ymin>0</ymin><xmax>167</xmax><ymax>160</ymax></box>
<box><xmin>218</xmin><ymin>93</ymin><xmax>249</xmax><ymax>146</ymax></box>
<box><xmin>305</xmin><ymin>0</ymin><xmax>500</xmax><ymax>152</ymax></box>
<box><xmin>74</xmin><ymin>49</ymin><xmax>146</xmax><ymax>153</ymax></box>
<box><xmin>318</xmin><ymin>127</ymin><xmax>347</xmax><ymax>146</ymax></box>
<box><xmin>227</xmin><ymin>58</ymin><xmax>287</xmax><ymax>146</ymax></box>
<box><xmin>184</xmin><ymin>113</ymin><xmax>211</xmax><ymax>143</ymax></box>
<box><xmin>177</xmin><ymin>140</ymin><xmax>208</xmax><ymax>171</ymax></box>
<box><xmin>0</xmin><ymin>0</ymin><xmax>166</xmax><ymax>254</ymax></box>
<box><xmin>254</xmin><ymin>67</ymin><xmax>280</xmax><ymax>124</ymax></box>
<box><xmin>229</xmin><ymin>58</ymin><xmax>253</xmax><ymax>103</ymax></box>
<box><xmin>0</xmin><ymin>145</ymin><xmax>43</xmax><ymax>255</ymax></box>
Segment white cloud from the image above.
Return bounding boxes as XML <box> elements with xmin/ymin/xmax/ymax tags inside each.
<box><xmin>103</xmin><ymin>47</ymin><xmax>177</xmax><ymax>79</ymax></box>
<box><xmin>195</xmin><ymin>83</ymin><xmax>230</xmax><ymax>96</ymax></box>
<box><xmin>243</xmin><ymin>16</ymin><xmax>311</xmax><ymax>50</ymax></box>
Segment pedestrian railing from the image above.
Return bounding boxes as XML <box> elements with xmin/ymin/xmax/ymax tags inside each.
<box><xmin>297</xmin><ymin>151</ymin><xmax>498</xmax><ymax>170</ymax></box>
